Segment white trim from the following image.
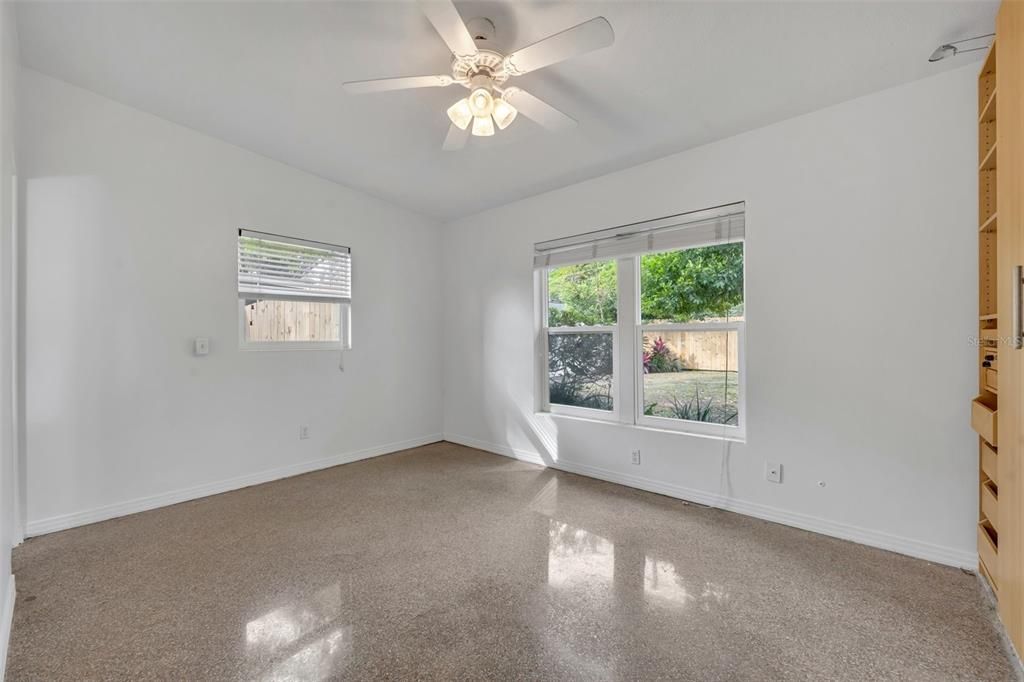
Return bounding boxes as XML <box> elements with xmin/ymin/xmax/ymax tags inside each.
<box><xmin>543</xmin><ymin>411</ymin><xmax>747</xmax><ymax>443</ymax></box>
<box><xmin>442</xmin><ymin>433</ymin><xmax>976</xmax><ymax>570</ymax></box>
<box><xmin>0</xmin><ymin>574</ymin><xmax>14</xmax><ymax>682</ymax></box>
<box><xmin>547</xmin><ymin>325</ymin><xmax>613</xmax><ymax>335</ymax></box>
<box><xmin>239</xmin><ymin>228</ymin><xmax>350</xmax><ymax>254</ymax></box>
<box><xmin>239</xmin><ymin>342</ymin><xmax>339</xmax><ymax>352</ymax></box>
<box><xmin>640</xmin><ymin>321</ymin><xmax>743</xmax><ymax>332</ymax></box>
<box><xmin>9</xmin><ymin>173</ymin><xmax>21</xmax><ymax>544</ymax></box>
<box><xmin>26</xmin><ymin>434</ymin><xmax>443</xmax><ymax>537</ymax></box>
<box><xmin>548</xmin><ymin>402</ymin><xmax>616</xmax><ymax>420</ymax></box>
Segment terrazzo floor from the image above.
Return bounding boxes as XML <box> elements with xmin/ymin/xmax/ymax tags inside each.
<box><xmin>6</xmin><ymin>442</ymin><xmax>1018</xmax><ymax>680</ymax></box>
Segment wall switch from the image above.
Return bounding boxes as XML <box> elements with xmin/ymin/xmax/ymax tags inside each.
<box><xmin>766</xmin><ymin>462</ymin><xmax>782</xmax><ymax>483</ymax></box>
<box><xmin>193</xmin><ymin>337</ymin><xmax>209</xmax><ymax>356</ymax></box>
<box><xmin>299</xmin><ymin>425</ymin><xmax>310</xmax><ymax>440</ymax></box>
<box><xmin>631</xmin><ymin>449</ymin><xmax>641</xmax><ymax>465</ymax></box>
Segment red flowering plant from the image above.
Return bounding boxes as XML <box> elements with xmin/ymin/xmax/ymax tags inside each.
<box><xmin>644</xmin><ymin>336</ymin><xmax>679</xmax><ymax>374</ymax></box>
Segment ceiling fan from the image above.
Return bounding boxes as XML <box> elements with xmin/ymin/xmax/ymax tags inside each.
<box><xmin>342</xmin><ymin>0</ymin><xmax>614</xmax><ymax>151</ymax></box>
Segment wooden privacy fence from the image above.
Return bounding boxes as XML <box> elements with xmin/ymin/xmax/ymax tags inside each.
<box><xmin>646</xmin><ymin>330</ymin><xmax>739</xmax><ymax>371</ymax></box>
<box><xmin>243</xmin><ymin>300</ymin><xmax>339</xmax><ymax>342</ymax></box>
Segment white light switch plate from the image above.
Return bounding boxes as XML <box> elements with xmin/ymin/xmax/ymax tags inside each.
<box><xmin>193</xmin><ymin>337</ymin><xmax>210</xmax><ymax>356</ymax></box>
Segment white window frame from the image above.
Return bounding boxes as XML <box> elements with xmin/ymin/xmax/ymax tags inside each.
<box><xmin>236</xmin><ymin>228</ymin><xmax>352</xmax><ymax>353</ymax></box>
<box><xmin>539</xmin><ymin>267</ymin><xmax>620</xmax><ymax>420</ymax></box>
<box><xmin>237</xmin><ymin>299</ymin><xmax>349</xmax><ymax>352</ymax></box>
<box><xmin>634</xmin><ymin>320</ymin><xmax>746</xmax><ymax>439</ymax></box>
<box><xmin>537</xmin><ymin>239</ymin><xmax>746</xmax><ymax>441</ymax></box>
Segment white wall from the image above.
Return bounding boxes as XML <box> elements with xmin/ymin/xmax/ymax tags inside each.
<box><xmin>18</xmin><ymin>69</ymin><xmax>443</xmax><ymax>534</ymax></box>
<box><xmin>0</xmin><ymin>0</ymin><xmax>16</xmax><ymax>674</ymax></box>
<box><xmin>441</xmin><ymin>65</ymin><xmax>979</xmax><ymax>567</ymax></box>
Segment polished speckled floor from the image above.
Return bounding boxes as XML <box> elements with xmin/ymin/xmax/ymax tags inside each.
<box><xmin>7</xmin><ymin>442</ymin><xmax>1018</xmax><ymax>680</ymax></box>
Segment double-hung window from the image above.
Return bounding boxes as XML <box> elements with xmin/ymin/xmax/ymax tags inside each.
<box><xmin>237</xmin><ymin>229</ymin><xmax>352</xmax><ymax>352</ymax></box>
<box><xmin>536</xmin><ymin>203</ymin><xmax>745</xmax><ymax>439</ymax></box>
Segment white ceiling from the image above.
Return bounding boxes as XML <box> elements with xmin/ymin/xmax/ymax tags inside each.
<box><xmin>16</xmin><ymin>1</ymin><xmax>997</xmax><ymax>220</ymax></box>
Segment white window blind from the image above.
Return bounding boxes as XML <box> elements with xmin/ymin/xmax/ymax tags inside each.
<box><xmin>237</xmin><ymin>229</ymin><xmax>351</xmax><ymax>303</ymax></box>
<box><xmin>533</xmin><ymin>202</ymin><xmax>745</xmax><ymax>269</ymax></box>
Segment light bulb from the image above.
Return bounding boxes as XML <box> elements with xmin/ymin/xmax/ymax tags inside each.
<box><xmin>492</xmin><ymin>98</ymin><xmax>518</xmax><ymax>130</ymax></box>
<box><xmin>468</xmin><ymin>87</ymin><xmax>494</xmax><ymax>117</ymax></box>
<box><xmin>446</xmin><ymin>98</ymin><xmax>473</xmax><ymax>131</ymax></box>
<box><xmin>471</xmin><ymin>114</ymin><xmax>495</xmax><ymax>137</ymax></box>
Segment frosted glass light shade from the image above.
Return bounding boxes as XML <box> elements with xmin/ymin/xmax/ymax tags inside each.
<box><xmin>468</xmin><ymin>88</ymin><xmax>494</xmax><ymax>117</ymax></box>
<box><xmin>471</xmin><ymin>115</ymin><xmax>495</xmax><ymax>137</ymax></box>
<box><xmin>447</xmin><ymin>98</ymin><xmax>473</xmax><ymax>130</ymax></box>
<box><xmin>492</xmin><ymin>98</ymin><xmax>518</xmax><ymax>130</ymax></box>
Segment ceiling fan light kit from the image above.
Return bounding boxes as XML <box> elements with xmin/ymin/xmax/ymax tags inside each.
<box><xmin>343</xmin><ymin>0</ymin><xmax>614</xmax><ymax>150</ymax></box>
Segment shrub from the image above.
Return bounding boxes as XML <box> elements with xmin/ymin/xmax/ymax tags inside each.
<box><xmin>549</xmin><ymin>381</ymin><xmax>612</xmax><ymax>410</ymax></box>
<box><xmin>644</xmin><ymin>336</ymin><xmax>679</xmax><ymax>373</ymax></box>
<box><xmin>666</xmin><ymin>387</ymin><xmax>738</xmax><ymax>425</ymax></box>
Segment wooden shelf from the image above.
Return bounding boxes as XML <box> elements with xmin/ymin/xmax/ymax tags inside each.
<box><xmin>981</xmin><ymin>212</ymin><xmax>998</xmax><ymax>233</ymax></box>
<box><xmin>981</xmin><ymin>143</ymin><xmax>998</xmax><ymax>171</ymax></box>
<box><xmin>980</xmin><ymin>88</ymin><xmax>998</xmax><ymax>123</ymax></box>
<box><xmin>980</xmin><ymin>519</ymin><xmax>999</xmax><ymax>590</ymax></box>
<box><xmin>983</xmin><ymin>441</ymin><xmax>999</xmax><ymax>484</ymax></box>
<box><xmin>981</xmin><ymin>313</ymin><xmax>999</xmax><ymax>321</ymax></box>
<box><xmin>983</xmin><ymin>477</ymin><xmax>1000</xmax><ymax>529</ymax></box>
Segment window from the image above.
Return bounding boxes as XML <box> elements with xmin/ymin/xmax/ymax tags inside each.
<box><xmin>536</xmin><ymin>203</ymin><xmax>745</xmax><ymax>438</ymax></box>
<box><xmin>546</xmin><ymin>260</ymin><xmax>617</xmax><ymax>413</ymax></box>
<box><xmin>237</xmin><ymin>230</ymin><xmax>352</xmax><ymax>350</ymax></box>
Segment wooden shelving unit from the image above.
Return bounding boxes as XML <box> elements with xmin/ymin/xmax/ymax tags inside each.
<box><xmin>976</xmin><ymin>4</ymin><xmax>1024</xmax><ymax>653</ymax></box>
<box><xmin>975</xmin><ymin>40</ymin><xmax>999</xmax><ymax>596</ymax></box>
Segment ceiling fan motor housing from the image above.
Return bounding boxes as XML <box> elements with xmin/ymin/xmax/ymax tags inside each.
<box><xmin>452</xmin><ymin>48</ymin><xmax>509</xmax><ymax>87</ymax></box>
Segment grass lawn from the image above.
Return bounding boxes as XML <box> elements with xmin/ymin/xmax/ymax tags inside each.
<box><xmin>642</xmin><ymin>370</ymin><xmax>738</xmax><ymax>425</ymax></box>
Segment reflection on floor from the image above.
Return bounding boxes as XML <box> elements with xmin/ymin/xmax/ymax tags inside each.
<box><xmin>7</xmin><ymin>442</ymin><xmax>1016</xmax><ymax>680</ymax></box>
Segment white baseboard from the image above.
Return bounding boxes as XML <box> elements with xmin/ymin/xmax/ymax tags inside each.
<box><xmin>443</xmin><ymin>432</ymin><xmax>977</xmax><ymax>570</ymax></box>
<box><xmin>0</xmin><ymin>574</ymin><xmax>14</xmax><ymax>681</ymax></box>
<box><xmin>26</xmin><ymin>434</ymin><xmax>443</xmax><ymax>537</ymax></box>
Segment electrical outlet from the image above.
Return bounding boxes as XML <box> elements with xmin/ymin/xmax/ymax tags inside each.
<box><xmin>631</xmin><ymin>449</ymin><xmax>641</xmax><ymax>465</ymax></box>
<box><xmin>765</xmin><ymin>462</ymin><xmax>782</xmax><ymax>483</ymax></box>
<box><xmin>299</xmin><ymin>425</ymin><xmax>310</xmax><ymax>440</ymax></box>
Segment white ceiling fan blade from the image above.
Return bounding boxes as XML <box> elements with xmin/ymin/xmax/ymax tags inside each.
<box><xmin>442</xmin><ymin>123</ymin><xmax>470</xmax><ymax>151</ymax></box>
<box><xmin>418</xmin><ymin>0</ymin><xmax>478</xmax><ymax>60</ymax></box>
<box><xmin>343</xmin><ymin>74</ymin><xmax>454</xmax><ymax>94</ymax></box>
<box><xmin>503</xmin><ymin>17</ymin><xmax>614</xmax><ymax>76</ymax></box>
<box><xmin>502</xmin><ymin>88</ymin><xmax>576</xmax><ymax>131</ymax></box>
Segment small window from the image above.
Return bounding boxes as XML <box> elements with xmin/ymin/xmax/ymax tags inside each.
<box><xmin>237</xmin><ymin>230</ymin><xmax>351</xmax><ymax>350</ymax></box>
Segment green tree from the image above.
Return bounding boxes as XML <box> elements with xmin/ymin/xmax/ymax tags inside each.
<box><xmin>547</xmin><ymin>261</ymin><xmax>617</xmax><ymax>326</ymax></box>
<box><xmin>640</xmin><ymin>242</ymin><xmax>743</xmax><ymax>322</ymax></box>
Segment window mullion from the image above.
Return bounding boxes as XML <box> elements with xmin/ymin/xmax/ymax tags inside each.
<box><xmin>536</xmin><ymin>268</ymin><xmax>550</xmax><ymax>412</ymax></box>
<box><xmin>616</xmin><ymin>256</ymin><xmax>637</xmax><ymax>424</ymax></box>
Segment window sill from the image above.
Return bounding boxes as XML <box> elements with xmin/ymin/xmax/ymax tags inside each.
<box><xmin>239</xmin><ymin>343</ymin><xmax>341</xmax><ymax>352</ymax></box>
<box><xmin>535</xmin><ymin>411</ymin><xmax>746</xmax><ymax>444</ymax></box>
